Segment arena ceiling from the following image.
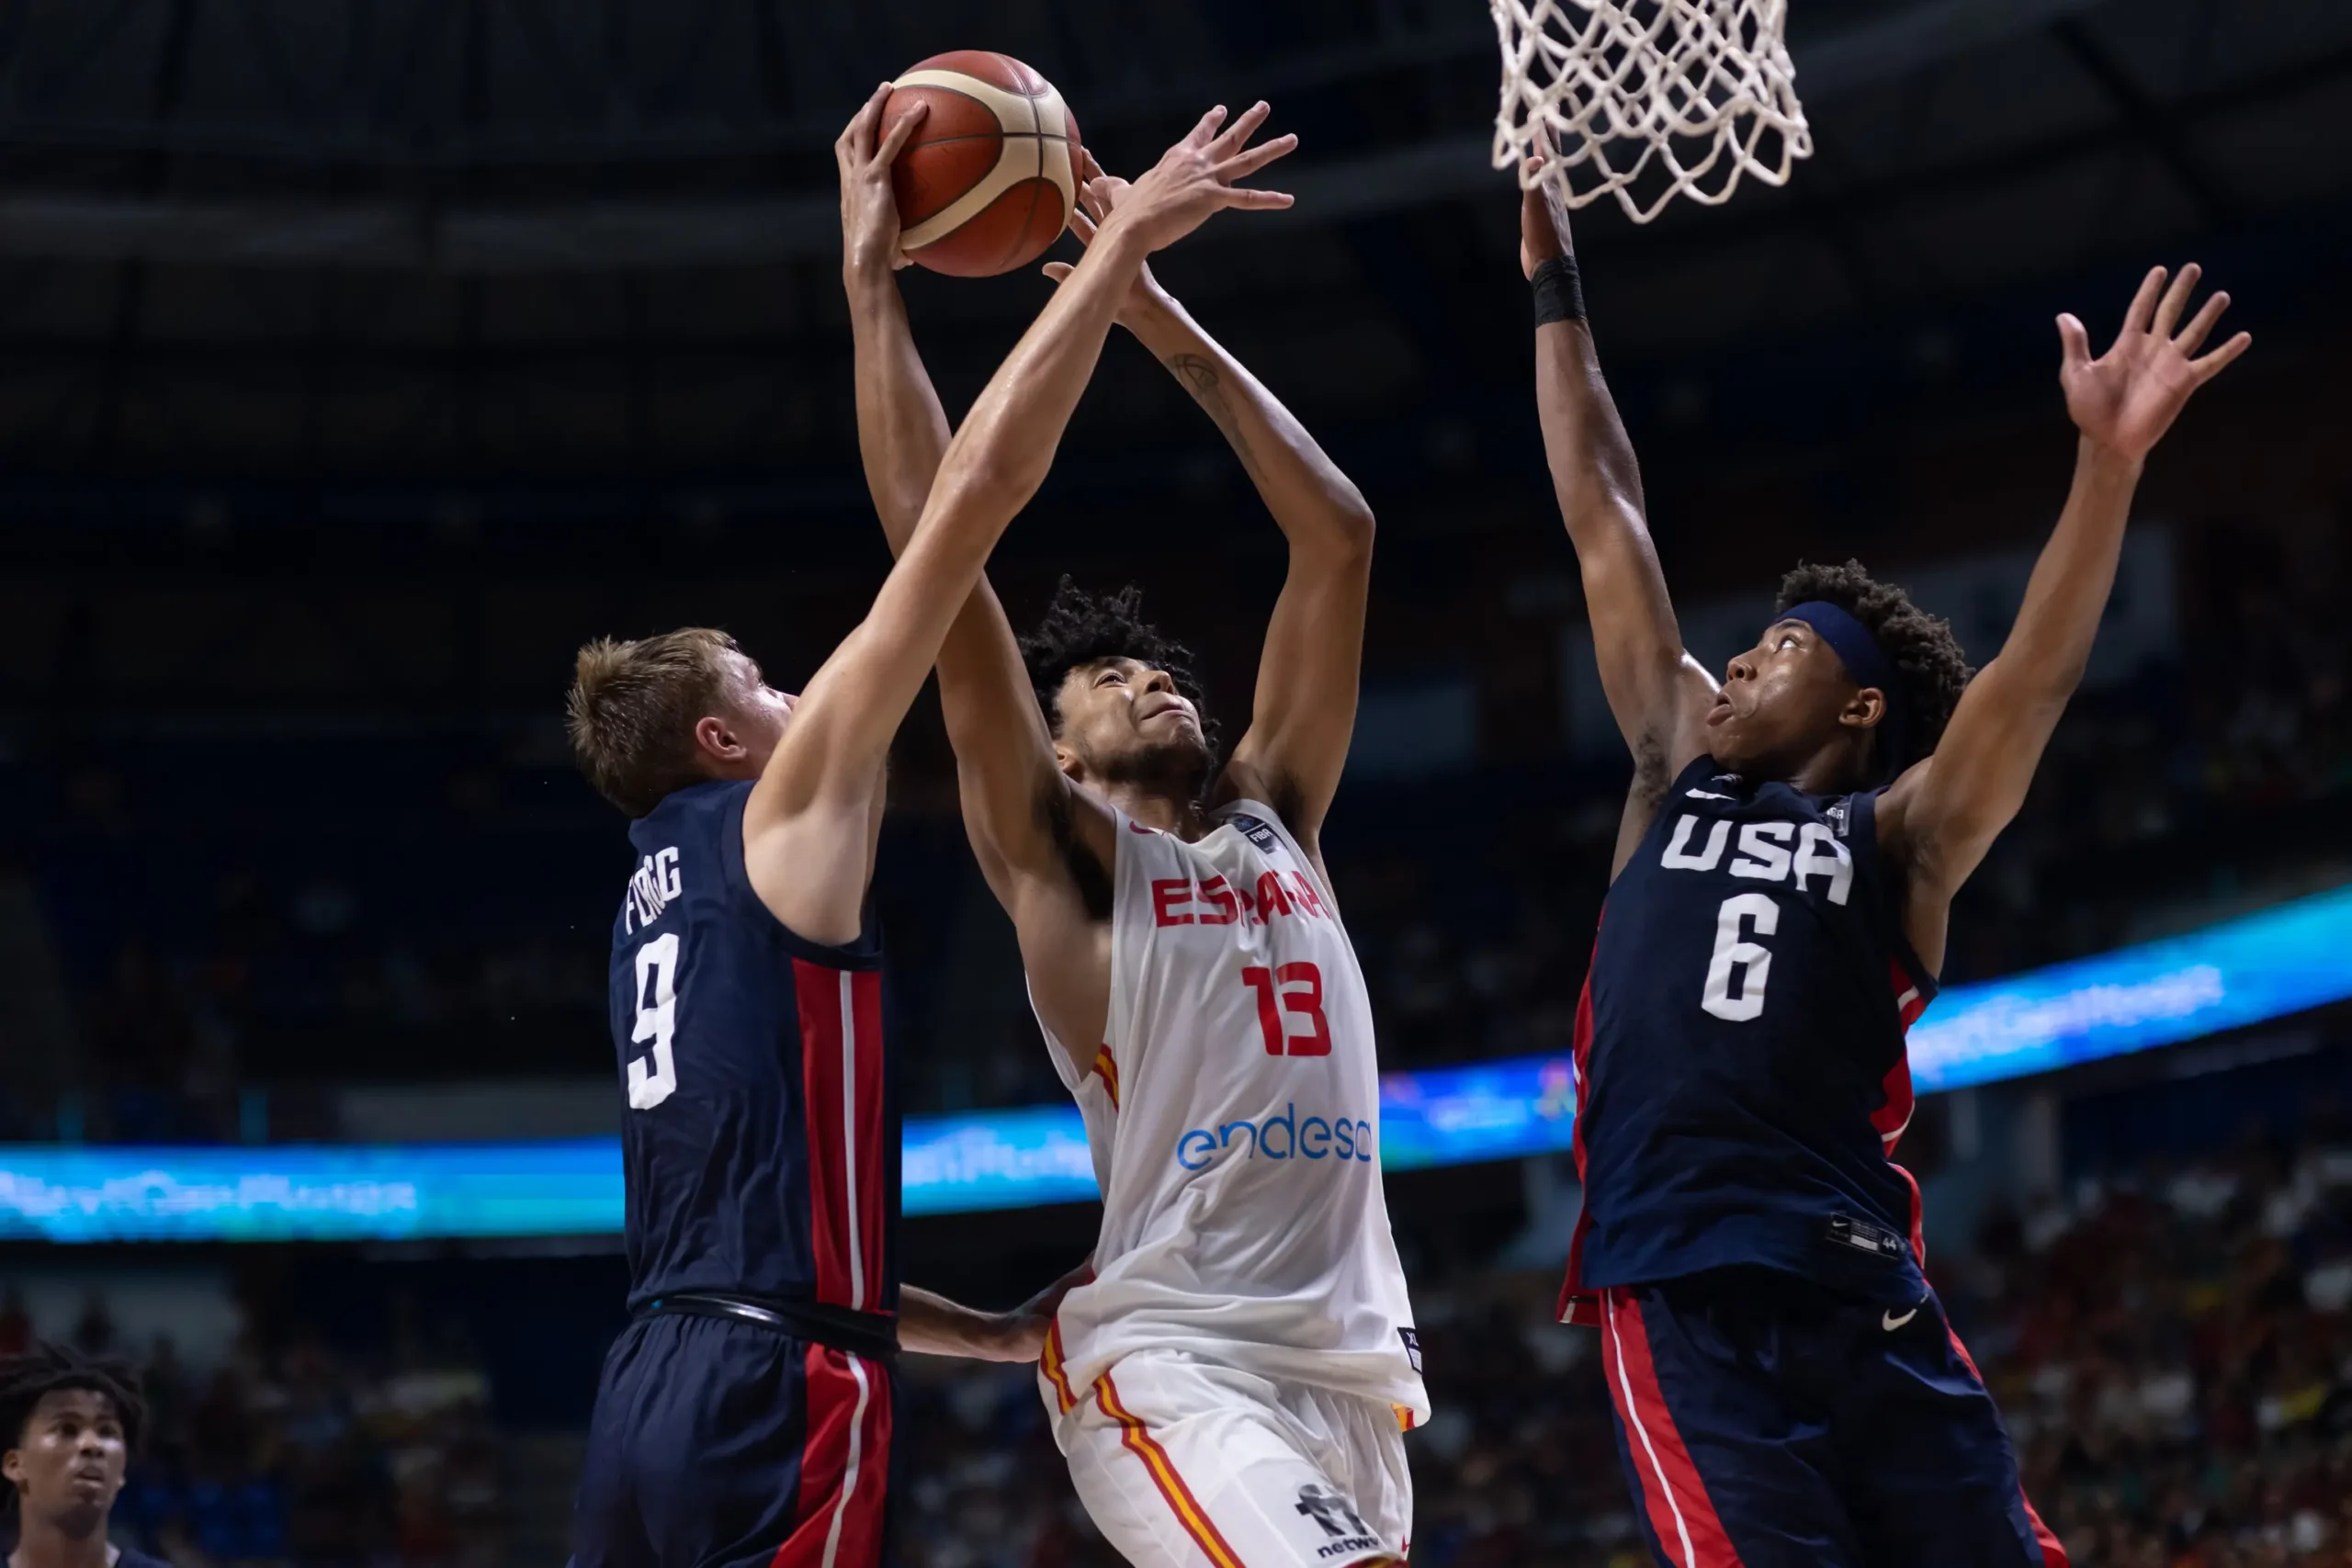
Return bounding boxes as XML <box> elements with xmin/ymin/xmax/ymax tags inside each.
<box><xmin>0</xmin><ymin>0</ymin><xmax>2346</xmax><ymax>487</ymax></box>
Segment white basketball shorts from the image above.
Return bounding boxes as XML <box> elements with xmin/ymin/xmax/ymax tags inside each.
<box><xmin>1041</xmin><ymin>1346</ymin><xmax>1412</xmax><ymax>1568</ymax></box>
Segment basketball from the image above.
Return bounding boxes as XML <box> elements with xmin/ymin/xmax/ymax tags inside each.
<box><xmin>885</xmin><ymin>51</ymin><xmax>1081</xmax><ymax>278</ymax></box>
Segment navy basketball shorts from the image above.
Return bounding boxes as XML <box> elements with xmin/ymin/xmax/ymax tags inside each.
<box><xmin>1592</xmin><ymin>1268</ymin><xmax>2066</xmax><ymax>1568</ymax></box>
<box><xmin>571</xmin><ymin>1312</ymin><xmax>896</xmax><ymax>1568</ymax></box>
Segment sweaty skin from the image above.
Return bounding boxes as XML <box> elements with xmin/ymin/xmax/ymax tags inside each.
<box><xmin>1519</xmin><ymin>152</ymin><xmax>2248</xmax><ymax>976</ymax></box>
<box><xmin>834</xmin><ymin>90</ymin><xmax>1302</xmax><ymax>1349</ymax></box>
<box><xmin>840</xmin><ymin>120</ymin><xmax>1369</xmax><ymax>1067</ymax></box>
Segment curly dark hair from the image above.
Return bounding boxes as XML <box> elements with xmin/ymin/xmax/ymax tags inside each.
<box><xmin>1019</xmin><ymin>578</ymin><xmax>1223</xmax><ymax>754</ymax></box>
<box><xmin>1</xmin><ymin>1341</ymin><xmax>147</xmax><ymax>1482</ymax></box>
<box><xmin>1775</xmin><ymin>558</ymin><xmax>1973</xmax><ymax>774</ymax></box>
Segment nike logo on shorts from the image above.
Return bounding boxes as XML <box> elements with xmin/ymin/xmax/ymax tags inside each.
<box><xmin>1883</xmin><ymin>1305</ymin><xmax>1921</xmax><ymax>1332</ymax></box>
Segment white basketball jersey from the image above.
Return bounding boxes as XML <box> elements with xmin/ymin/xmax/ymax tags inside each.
<box><xmin>1034</xmin><ymin>799</ymin><xmax>1429</xmax><ymax>1422</ymax></box>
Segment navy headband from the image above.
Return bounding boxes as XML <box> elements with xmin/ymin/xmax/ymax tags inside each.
<box><xmin>1778</xmin><ymin>600</ymin><xmax>1909</xmax><ymax>773</ymax></box>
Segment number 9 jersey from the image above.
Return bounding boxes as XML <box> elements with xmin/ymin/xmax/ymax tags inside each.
<box><xmin>1559</xmin><ymin>757</ymin><xmax>1938</xmax><ymax>1326</ymax></box>
<box><xmin>608</xmin><ymin>777</ymin><xmax>895</xmax><ymax>1320</ymax></box>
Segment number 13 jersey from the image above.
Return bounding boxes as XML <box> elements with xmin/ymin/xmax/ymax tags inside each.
<box><xmin>1033</xmin><ymin>800</ymin><xmax>1429</xmax><ymax>1423</ymax></box>
<box><xmin>1560</xmin><ymin>757</ymin><xmax>1939</xmax><ymax>1327</ymax></box>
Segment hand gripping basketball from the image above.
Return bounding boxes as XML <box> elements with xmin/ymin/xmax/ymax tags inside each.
<box><xmin>1091</xmin><ymin>102</ymin><xmax>1297</xmax><ymax>257</ymax></box>
<box><xmin>836</xmin><ymin>81</ymin><xmax>931</xmax><ymax>276</ymax></box>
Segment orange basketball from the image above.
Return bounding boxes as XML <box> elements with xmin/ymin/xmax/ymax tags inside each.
<box><xmin>885</xmin><ymin>52</ymin><xmax>1081</xmax><ymax>278</ymax></box>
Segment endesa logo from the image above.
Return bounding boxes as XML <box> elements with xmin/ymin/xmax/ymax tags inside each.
<box><xmin>1175</xmin><ymin>1103</ymin><xmax>1374</xmax><ymax>1171</ymax></box>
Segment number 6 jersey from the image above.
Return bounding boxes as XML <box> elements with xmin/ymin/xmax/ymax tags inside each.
<box><xmin>1559</xmin><ymin>757</ymin><xmax>1938</xmax><ymax>1327</ymax></box>
<box><xmin>1034</xmin><ymin>800</ymin><xmax>1429</xmax><ymax>1423</ymax></box>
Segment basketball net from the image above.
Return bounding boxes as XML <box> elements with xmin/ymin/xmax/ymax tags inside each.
<box><xmin>1490</xmin><ymin>0</ymin><xmax>1811</xmax><ymax>224</ymax></box>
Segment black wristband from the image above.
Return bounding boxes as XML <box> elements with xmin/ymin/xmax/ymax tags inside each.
<box><xmin>1532</xmin><ymin>254</ymin><xmax>1586</xmax><ymax>327</ymax></box>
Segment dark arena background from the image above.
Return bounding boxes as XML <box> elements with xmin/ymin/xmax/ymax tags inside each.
<box><xmin>5</xmin><ymin>0</ymin><xmax>2352</xmax><ymax>1562</ymax></box>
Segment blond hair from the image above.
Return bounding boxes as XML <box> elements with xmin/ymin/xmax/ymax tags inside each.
<box><xmin>565</xmin><ymin>627</ymin><xmax>741</xmax><ymax>817</ymax></box>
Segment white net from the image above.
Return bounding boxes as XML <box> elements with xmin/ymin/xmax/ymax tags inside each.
<box><xmin>1490</xmin><ymin>0</ymin><xmax>1812</xmax><ymax>224</ymax></box>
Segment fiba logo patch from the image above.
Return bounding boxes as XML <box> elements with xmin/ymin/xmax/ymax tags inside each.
<box><xmin>1295</xmin><ymin>1484</ymin><xmax>1380</xmax><ymax>1559</ymax></box>
<box><xmin>1228</xmin><ymin>813</ymin><xmax>1282</xmax><ymax>852</ymax></box>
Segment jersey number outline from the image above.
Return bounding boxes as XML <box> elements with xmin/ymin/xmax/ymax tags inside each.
<box><xmin>628</xmin><ymin>931</ymin><xmax>681</xmax><ymax>1109</ymax></box>
<box><xmin>1242</xmin><ymin>963</ymin><xmax>1333</xmax><ymax>1056</ymax></box>
<box><xmin>1701</xmin><ymin>892</ymin><xmax>1779</xmax><ymax>1022</ymax></box>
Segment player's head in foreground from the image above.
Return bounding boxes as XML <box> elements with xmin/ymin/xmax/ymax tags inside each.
<box><xmin>567</xmin><ymin>627</ymin><xmax>798</xmax><ymax>818</ymax></box>
<box><xmin>1023</xmin><ymin>578</ymin><xmax>1222</xmax><ymax>802</ymax></box>
<box><xmin>1706</xmin><ymin>559</ymin><xmax>1974</xmax><ymax>792</ymax></box>
<box><xmin>2</xmin><ymin>1342</ymin><xmax>145</xmax><ymax>1546</ymax></box>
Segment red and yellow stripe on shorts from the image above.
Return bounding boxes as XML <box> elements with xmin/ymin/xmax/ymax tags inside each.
<box><xmin>1040</xmin><ymin>1320</ymin><xmax>1079</xmax><ymax>1415</ymax></box>
<box><xmin>1092</xmin><ymin>1371</ymin><xmax>1247</xmax><ymax>1568</ymax></box>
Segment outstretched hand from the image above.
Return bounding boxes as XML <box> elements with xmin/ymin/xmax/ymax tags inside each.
<box><xmin>1041</xmin><ymin>152</ymin><xmax>1176</xmax><ymax>327</ymax></box>
<box><xmin>836</xmin><ymin>80</ymin><xmax>929</xmax><ymax>278</ymax></box>
<box><xmin>2059</xmin><ymin>264</ymin><xmax>2250</xmax><ymax>463</ymax></box>
<box><xmin>1090</xmin><ymin>102</ymin><xmax>1296</xmax><ymax>258</ymax></box>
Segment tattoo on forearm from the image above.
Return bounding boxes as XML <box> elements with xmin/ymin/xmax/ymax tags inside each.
<box><xmin>1168</xmin><ymin>352</ymin><xmax>1261</xmax><ymax>480</ymax></box>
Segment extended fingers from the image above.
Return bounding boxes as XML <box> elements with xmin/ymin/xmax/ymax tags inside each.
<box><xmin>2192</xmin><ymin>330</ymin><xmax>2252</xmax><ymax>383</ymax></box>
<box><xmin>2172</xmin><ymin>288</ymin><xmax>2230</xmax><ymax>355</ymax></box>
<box><xmin>2153</xmin><ymin>262</ymin><xmax>2202</xmax><ymax>338</ymax></box>
<box><xmin>1214</xmin><ymin>130</ymin><xmax>1297</xmax><ymax>185</ymax></box>
<box><xmin>1068</xmin><ymin>205</ymin><xmax>1099</xmax><ymax>244</ymax></box>
<box><xmin>873</xmin><ymin>98</ymin><xmax>927</xmax><ymax>166</ymax></box>
<box><xmin>1186</xmin><ymin>104</ymin><xmax>1229</xmax><ymax>147</ymax></box>
<box><xmin>1208</xmin><ymin>100</ymin><xmax>1271</xmax><ymax>159</ymax></box>
<box><xmin>842</xmin><ymin>81</ymin><xmax>891</xmax><ymax>160</ymax></box>
<box><xmin>2122</xmin><ymin>265</ymin><xmax>2167</xmax><ymax>336</ymax></box>
<box><xmin>1217</xmin><ymin>186</ymin><xmax>1295</xmax><ymax>210</ymax></box>
<box><xmin>2056</xmin><ymin>312</ymin><xmax>2092</xmax><ymax>373</ymax></box>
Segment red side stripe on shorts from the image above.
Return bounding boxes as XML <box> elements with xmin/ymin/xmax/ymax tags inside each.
<box><xmin>1556</xmin><ymin>949</ymin><xmax>1604</xmax><ymax>1327</ymax></box>
<box><xmin>796</xmin><ymin>961</ymin><xmax>888</xmax><ymax>1313</ymax></box>
<box><xmin>769</xmin><ymin>1347</ymin><xmax>892</xmax><ymax>1568</ymax></box>
<box><xmin>1040</xmin><ymin>1319</ymin><xmax>1078</xmax><ymax>1415</ymax></box>
<box><xmin>1094</xmin><ymin>1371</ymin><xmax>1248</xmax><ymax>1568</ymax></box>
<box><xmin>1940</xmin><ymin>1327</ymin><xmax>2069</xmax><ymax>1568</ymax></box>
<box><xmin>1600</xmin><ymin>1290</ymin><xmax>1745</xmax><ymax>1568</ymax></box>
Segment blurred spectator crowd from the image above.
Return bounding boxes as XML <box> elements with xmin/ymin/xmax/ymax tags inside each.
<box><xmin>13</xmin><ymin>1100</ymin><xmax>2352</xmax><ymax>1566</ymax></box>
<box><xmin>0</xmin><ymin>1289</ymin><xmax>503</xmax><ymax>1567</ymax></box>
<box><xmin>884</xmin><ymin>1115</ymin><xmax>2352</xmax><ymax>1568</ymax></box>
<box><xmin>4</xmin><ymin>506</ymin><xmax>2346</xmax><ymax>1136</ymax></box>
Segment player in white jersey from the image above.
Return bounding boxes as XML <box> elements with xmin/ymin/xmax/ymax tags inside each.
<box><xmin>842</xmin><ymin>127</ymin><xmax>1423</xmax><ymax>1568</ymax></box>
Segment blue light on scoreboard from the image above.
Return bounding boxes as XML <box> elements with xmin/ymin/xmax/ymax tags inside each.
<box><xmin>5</xmin><ymin>884</ymin><xmax>2349</xmax><ymax>1242</ymax></box>
<box><xmin>1905</xmin><ymin>882</ymin><xmax>2352</xmax><ymax>1091</ymax></box>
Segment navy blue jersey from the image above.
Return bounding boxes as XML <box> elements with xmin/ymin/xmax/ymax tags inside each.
<box><xmin>1561</xmin><ymin>756</ymin><xmax>1937</xmax><ymax>1321</ymax></box>
<box><xmin>609</xmin><ymin>780</ymin><xmax>896</xmax><ymax>1318</ymax></box>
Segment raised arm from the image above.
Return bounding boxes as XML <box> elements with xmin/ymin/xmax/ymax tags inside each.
<box><xmin>752</xmin><ymin>99</ymin><xmax>1300</xmax><ymax>947</ymax></box>
<box><xmin>1521</xmin><ymin>161</ymin><xmax>1716</xmax><ymax>863</ymax></box>
<box><xmin>836</xmin><ymin>89</ymin><xmax>1103</xmax><ymax>920</ymax></box>
<box><xmin>1045</xmin><ymin>175</ymin><xmax>1372</xmax><ymax>846</ymax></box>
<box><xmin>1882</xmin><ymin>264</ymin><xmax>2247</xmax><ymax>966</ymax></box>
